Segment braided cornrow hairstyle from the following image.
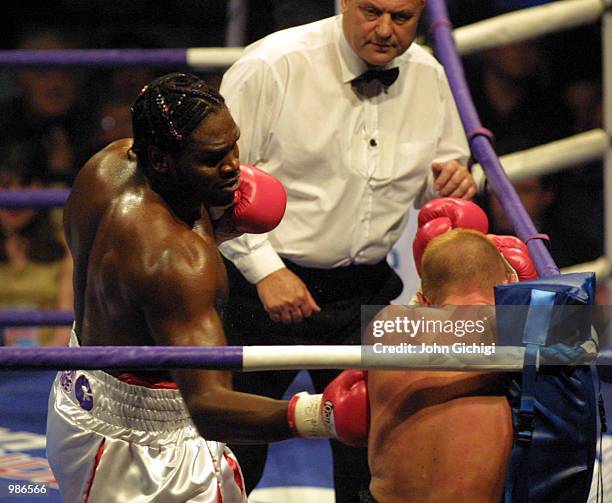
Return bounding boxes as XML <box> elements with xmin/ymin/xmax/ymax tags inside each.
<box><xmin>131</xmin><ymin>72</ymin><xmax>225</xmax><ymax>171</ymax></box>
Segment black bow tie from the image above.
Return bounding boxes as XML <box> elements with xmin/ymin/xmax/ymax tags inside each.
<box><xmin>351</xmin><ymin>67</ymin><xmax>399</xmax><ymax>87</ymax></box>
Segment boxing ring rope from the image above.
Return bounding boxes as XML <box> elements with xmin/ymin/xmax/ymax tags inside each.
<box><xmin>428</xmin><ymin>0</ymin><xmax>556</xmax><ymax>276</ymax></box>
<box><xmin>0</xmin><ymin>0</ymin><xmax>603</xmax><ymax>274</ymax></box>
<box><xmin>0</xmin><ymin>342</ymin><xmax>606</xmax><ymax>371</ymax></box>
<box><xmin>0</xmin><ymin>310</ymin><xmax>74</xmax><ymax>327</ymax></box>
<box><xmin>0</xmin><ymin>1</ymin><xmax>602</xmax><ymax>67</ymax></box>
<box><xmin>471</xmin><ymin>129</ymin><xmax>608</xmax><ymax>185</ymax></box>
<box><xmin>452</xmin><ymin>0</ymin><xmax>606</xmax><ymax>55</ymax></box>
<box><xmin>0</xmin><ymin>48</ymin><xmax>245</xmax><ymax>69</ymax></box>
<box><xmin>0</xmin><ymin>345</ymin><xmax>533</xmax><ymax>371</ymax></box>
<box><xmin>0</xmin><ymin>188</ymin><xmax>69</xmax><ymax>208</ymax></box>
<box><xmin>0</xmin><ymin>0</ymin><xmax>608</xmax><ymax>370</ymax></box>
<box><xmin>0</xmin><ymin>1</ymin><xmax>604</xmax><ymax>198</ymax></box>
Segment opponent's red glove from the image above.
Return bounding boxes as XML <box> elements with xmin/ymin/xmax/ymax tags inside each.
<box><xmin>215</xmin><ymin>163</ymin><xmax>287</xmax><ymax>234</ymax></box>
<box><xmin>413</xmin><ymin>198</ymin><xmax>489</xmax><ymax>274</ymax></box>
<box><xmin>287</xmin><ymin>370</ymin><xmax>369</xmax><ymax>447</ymax></box>
<box><xmin>487</xmin><ymin>234</ymin><xmax>538</xmax><ymax>281</ymax></box>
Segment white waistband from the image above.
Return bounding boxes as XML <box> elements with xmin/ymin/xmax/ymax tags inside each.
<box><xmin>56</xmin><ymin>369</ymin><xmax>194</xmax><ymax>432</ymax></box>
<box><xmin>57</xmin><ymin>330</ymin><xmax>194</xmax><ymax>432</ymax></box>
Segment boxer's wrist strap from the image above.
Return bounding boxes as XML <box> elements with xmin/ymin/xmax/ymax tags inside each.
<box><xmin>288</xmin><ymin>392</ymin><xmax>328</xmax><ymax>438</ymax></box>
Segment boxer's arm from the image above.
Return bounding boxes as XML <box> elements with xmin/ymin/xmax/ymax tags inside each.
<box><xmin>138</xmin><ymin>227</ymin><xmax>292</xmax><ymax>444</ymax></box>
<box><xmin>288</xmin><ymin>369</ymin><xmax>369</xmax><ymax>447</ymax></box>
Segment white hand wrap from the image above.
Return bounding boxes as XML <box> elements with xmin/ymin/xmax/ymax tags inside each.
<box><xmin>287</xmin><ymin>392</ymin><xmax>329</xmax><ymax>438</ymax></box>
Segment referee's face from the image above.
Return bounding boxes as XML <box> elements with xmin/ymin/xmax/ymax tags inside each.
<box><xmin>342</xmin><ymin>0</ymin><xmax>425</xmax><ymax>67</ymax></box>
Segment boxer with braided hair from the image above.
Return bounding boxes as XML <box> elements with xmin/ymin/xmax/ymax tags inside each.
<box><xmin>47</xmin><ymin>73</ymin><xmax>363</xmax><ymax>502</ymax></box>
<box><xmin>131</xmin><ymin>72</ymin><xmax>224</xmax><ymax>159</ymax></box>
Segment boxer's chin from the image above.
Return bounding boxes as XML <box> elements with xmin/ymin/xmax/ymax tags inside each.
<box><xmin>217</xmin><ymin>190</ymin><xmax>236</xmax><ymax>207</ymax></box>
<box><xmin>208</xmin><ymin>189</ymin><xmax>235</xmax><ymax>208</ymax></box>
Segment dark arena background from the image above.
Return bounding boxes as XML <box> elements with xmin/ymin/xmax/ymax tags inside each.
<box><xmin>0</xmin><ymin>1</ymin><xmax>609</xmax><ymax>501</ymax></box>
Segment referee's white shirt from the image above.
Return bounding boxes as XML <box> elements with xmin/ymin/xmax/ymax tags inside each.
<box><xmin>219</xmin><ymin>15</ymin><xmax>469</xmax><ymax>284</ymax></box>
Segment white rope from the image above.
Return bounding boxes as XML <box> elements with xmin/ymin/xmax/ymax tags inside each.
<box><xmin>242</xmin><ymin>345</ymin><xmax>527</xmax><ymax>371</ymax></box>
<box><xmin>454</xmin><ymin>0</ymin><xmax>605</xmax><ymax>56</ymax></box>
<box><xmin>472</xmin><ymin>129</ymin><xmax>609</xmax><ymax>187</ymax></box>
<box><xmin>180</xmin><ymin>1</ymin><xmax>603</xmax><ymax>67</ymax></box>
<box><xmin>561</xmin><ymin>256</ymin><xmax>611</xmax><ymax>278</ymax></box>
<box><xmin>186</xmin><ymin>47</ymin><xmax>245</xmax><ymax>68</ymax></box>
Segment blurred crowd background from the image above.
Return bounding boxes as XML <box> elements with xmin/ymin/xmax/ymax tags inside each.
<box><xmin>0</xmin><ymin>0</ymin><xmax>604</xmax><ymax>346</ymax></box>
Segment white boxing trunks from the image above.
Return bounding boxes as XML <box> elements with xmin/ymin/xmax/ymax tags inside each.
<box><xmin>46</xmin><ymin>332</ymin><xmax>246</xmax><ymax>503</ymax></box>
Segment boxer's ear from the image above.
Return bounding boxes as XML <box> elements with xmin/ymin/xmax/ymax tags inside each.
<box><xmin>498</xmin><ymin>253</ymin><xmax>520</xmax><ymax>284</ymax></box>
<box><xmin>506</xmin><ymin>271</ymin><xmax>519</xmax><ymax>284</ymax></box>
<box><xmin>416</xmin><ymin>291</ymin><xmax>431</xmax><ymax>305</ymax></box>
<box><xmin>148</xmin><ymin>145</ymin><xmax>172</xmax><ymax>174</ymax></box>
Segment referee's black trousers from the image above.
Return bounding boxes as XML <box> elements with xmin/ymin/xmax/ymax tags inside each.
<box><xmin>222</xmin><ymin>257</ymin><xmax>403</xmax><ymax>503</ymax></box>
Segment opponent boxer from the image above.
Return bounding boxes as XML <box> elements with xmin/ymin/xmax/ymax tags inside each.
<box><xmin>291</xmin><ymin>227</ymin><xmax>525</xmax><ymax>502</ymax></box>
<box><xmin>363</xmin><ymin>228</ymin><xmax>519</xmax><ymax>502</ymax></box>
<box><xmin>46</xmin><ymin>72</ymin><xmax>365</xmax><ymax>503</ymax></box>
<box><xmin>288</xmin><ymin>198</ymin><xmax>537</xmax><ymax>501</ymax></box>
<box><xmin>293</xmin><ymin>198</ymin><xmax>534</xmax><ymax>502</ymax></box>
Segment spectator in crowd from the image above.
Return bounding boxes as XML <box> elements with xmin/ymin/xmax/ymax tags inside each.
<box><xmin>481</xmin><ymin>175</ymin><xmax>575</xmax><ymax>266</ymax></box>
<box><xmin>486</xmin><ymin>176</ymin><xmax>557</xmax><ymax>237</ymax></box>
<box><xmin>465</xmin><ymin>39</ymin><xmax>571</xmax><ymax>156</ymax></box>
<box><xmin>87</xmin><ymin>100</ymin><xmax>135</xmax><ymax>155</ymax></box>
<box><xmin>468</xmin><ymin>36</ymin><xmax>603</xmax><ymax>268</ymax></box>
<box><xmin>0</xmin><ymin>154</ymin><xmax>72</xmax><ymax>347</ymax></box>
<box><xmin>0</xmin><ymin>29</ymin><xmax>91</xmax><ymax>186</ymax></box>
<box><xmin>551</xmin><ymin>74</ymin><xmax>604</xmax><ymax>268</ymax></box>
<box><xmin>236</xmin><ymin>0</ymin><xmax>337</xmax><ymax>43</ymax></box>
<box><xmin>79</xmin><ymin>29</ymin><xmax>163</xmax><ymax>160</ymax></box>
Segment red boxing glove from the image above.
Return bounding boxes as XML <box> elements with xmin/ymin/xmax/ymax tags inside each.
<box><xmin>487</xmin><ymin>234</ymin><xmax>538</xmax><ymax>281</ymax></box>
<box><xmin>413</xmin><ymin>198</ymin><xmax>489</xmax><ymax>275</ymax></box>
<box><xmin>416</xmin><ymin>197</ymin><xmax>489</xmax><ymax>230</ymax></box>
<box><xmin>287</xmin><ymin>370</ymin><xmax>369</xmax><ymax>447</ymax></box>
<box><xmin>216</xmin><ymin>163</ymin><xmax>287</xmax><ymax>234</ymax></box>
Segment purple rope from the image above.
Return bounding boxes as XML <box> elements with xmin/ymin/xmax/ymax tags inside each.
<box><xmin>0</xmin><ymin>344</ymin><xmax>606</xmax><ymax>372</ymax></box>
<box><xmin>0</xmin><ymin>310</ymin><xmax>74</xmax><ymax>327</ymax></box>
<box><xmin>426</xmin><ymin>0</ymin><xmax>560</xmax><ymax>278</ymax></box>
<box><xmin>0</xmin><ymin>49</ymin><xmax>188</xmax><ymax>68</ymax></box>
<box><xmin>0</xmin><ymin>346</ymin><xmax>244</xmax><ymax>370</ymax></box>
<box><xmin>0</xmin><ymin>188</ymin><xmax>69</xmax><ymax>208</ymax></box>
